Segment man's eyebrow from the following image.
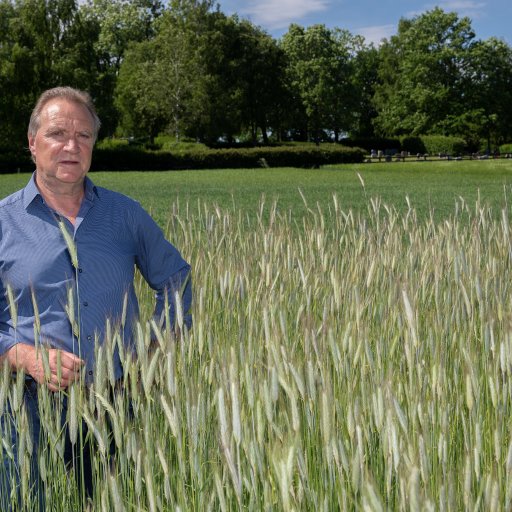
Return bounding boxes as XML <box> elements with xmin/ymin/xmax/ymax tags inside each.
<box><xmin>45</xmin><ymin>125</ymin><xmax>92</xmax><ymax>135</ymax></box>
<box><xmin>77</xmin><ymin>130</ymin><xmax>93</xmax><ymax>138</ymax></box>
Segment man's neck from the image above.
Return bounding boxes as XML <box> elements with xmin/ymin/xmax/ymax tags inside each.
<box><xmin>35</xmin><ymin>174</ymin><xmax>85</xmax><ymax>224</ymax></box>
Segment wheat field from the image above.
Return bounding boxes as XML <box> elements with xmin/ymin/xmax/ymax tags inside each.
<box><xmin>2</xmin><ymin>192</ymin><xmax>512</xmax><ymax>511</ymax></box>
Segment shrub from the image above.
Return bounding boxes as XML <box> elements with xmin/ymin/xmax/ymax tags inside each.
<box><xmin>157</xmin><ymin>140</ymin><xmax>209</xmax><ymax>153</ymax></box>
<box><xmin>400</xmin><ymin>136</ymin><xmax>426</xmax><ymax>154</ymax></box>
<box><xmin>95</xmin><ymin>138</ymin><xmax>130</xmax><ymax>150</ymax></box>
<box><xmin>418</xmin><ymin>135</ymin><xmax>467</xmax><ymax>156</ymax></box>
<box><xmin>342</xmin><ymin>137</ymin><xmax>401</xmax><ymax>153</ymax></box>
<box><xmin>90</xmin><ymin>144</ymin><xmax>365</xmax><ymax>171</ymax></box>
<box><xmin>500</xmin><ymin>143</ymin><xmax>512</xmax><ymax>154</ymax></box>
<box><xmin>0</xmin><ymin>151</ymin><xmax>32</xmax><ymax>174</ymax></box>
<box><xmin>0</xmin><ymin>143</ymin><xmax>364</xmax><ymax>173</ymax></box>
<box><xmin>344</xmin><ymin>135</ymin><xmax>467</xmax><ymax>156</ymax></box>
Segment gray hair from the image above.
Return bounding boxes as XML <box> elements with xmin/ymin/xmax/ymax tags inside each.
<box><xmin>28</xmin><ymin>86</ymin><xmax>101</xmax><ymax>141</ymax></box>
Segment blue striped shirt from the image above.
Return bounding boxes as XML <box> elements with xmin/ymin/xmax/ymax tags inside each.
<box><xmin>0</xmin><ymin>175</ymin><xmax>191</xmax><ymax>381</ymax></box>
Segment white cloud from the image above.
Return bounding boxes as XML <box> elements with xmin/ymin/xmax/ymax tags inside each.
<box><xmin>438</xmin><ymin>0</ymin><xmax>487</xmax><ymax>18</ymax></box>
<box><xmin>408</xmin><ymin>1</ymin><xmax>487</xmax><ymax>19</ymax></box>
<box><xmin>356</xmin><ymin>24</ymin><xmax>396</xmax><ymax>45</ymax></box>
<box><xmin>240</xmin><ymin>0</ymin><xmax>329</xmax><ymax>30</ymax></box>
<box><xmin>437</xmin><ymin>0</ymin><xmax>486</xmax><ymax>10</ymax></box>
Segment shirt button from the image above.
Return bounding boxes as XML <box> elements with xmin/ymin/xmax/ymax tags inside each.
<box><xmin>88</xmin><ymin>371</ymin><xmax>93</xmax><ymax>376</ymax></box>
<box><xmin>78</xmin><ymin>268</ymin><xmax>83</xmax><ymax>273</ymax></box>
<box><xmin>87</xmin><ymin>335</ymin><xmax>92</xmax><ymax>341</ymax></box>
<box><xmin>83</xmin><ymin>302</ymin><xmax>88</xmax><ymax>307</ymax></box>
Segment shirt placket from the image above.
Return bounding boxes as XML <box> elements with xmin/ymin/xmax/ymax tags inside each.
<box><xmin>73</xmin><ymin>200</ymin><xmax>95</xmax><ymax>378</ymax></box>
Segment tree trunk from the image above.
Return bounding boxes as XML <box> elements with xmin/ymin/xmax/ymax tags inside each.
<box><xmin>260</xmin><ymin>124</ymin><xmax>269</xmax><ymax>144</ymax></box>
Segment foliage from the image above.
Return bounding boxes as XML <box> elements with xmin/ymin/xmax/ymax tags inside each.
<box><xmin>350</xmin><ymin>44</ymin><xmax>380</xmax><ymax>138</ymax></box>
<box><xmin>153</xmin><ymin>135</ymin><xmax>208</xmax><ymax>152</ymax></box>
<box><xmin>0</xmin><ymin>2</ymin><xmax>512</xmax><ymax>151</ymax></box>
<box><xmin>373</xmin><ymin>8</ymin><xmax>475</xmax><ymax>137</ymax></box>
<box><xmin>417</xmin><ymin>135</ymin><xmax>467</xmax><ymax>155</ymax></box>
<box><xmin>115</xmin><ymin>3</ymin><xmax>211</xmax><ymax>141</ymax></box>
<box><xmin>198</xmin><ymin>14</ymin><xmax>288</xmax><ymax>144</ymax></box>
<box><xmin>342</xmin><ymin>137</ymin><xmax>402</xmax><ymax>152</ymax></box>
<box><xmin>0</xmin><ymin>0</ymin><xmax>99</xmax><ymax>148</ymax></box>
<box><xmin>95</xmin><ymin>138</ymin><xmax>130</xmax><ymax>150</ymax></box>
<box><xmin>80</xmin><ymin>0</ymin><xmax>164</xmax><ymax>135</ymax></box>
<box><xmin>460</xmin><ymin>37</ymin><xmax>512</xmax><ymax>150</ymax></box>
<box><xmin>400</xmin><ymin>135</ymin><xmax>466</xmax><ymax>155</ymax></box>
<box><xmin>0</xmin><ymin>151</ymin><xmax>32</xmax><ymax>173</ymax></box>
<box><xmin>113</xmin><ymin>4</ymin><xmax>288</xmax><ymax>144</ymax></box>
<box><xmin>399</xmin><ymin>136</ymin><xmax>425</xmax><ymax>154</ymax></box>
<box><xmin>280</xmin><ymin>24</ymin><xmax>360</xmax><ymax>142</ymax></box>
<box><xmin>90</xmin><ymin>144</ymin><xmax>365</xmax><ymax>171</ymax></box>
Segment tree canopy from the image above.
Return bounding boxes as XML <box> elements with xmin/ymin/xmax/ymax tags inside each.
<box><xmin>0</xmin><ymin>1</ymin><xmax>511</xmax><ymax>151</ymax></box>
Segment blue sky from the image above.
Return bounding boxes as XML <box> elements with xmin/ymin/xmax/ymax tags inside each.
<box><xmin>217</xmin><ymin>0</ymin><xmax>511</xmax><ymax>45</ymax></box>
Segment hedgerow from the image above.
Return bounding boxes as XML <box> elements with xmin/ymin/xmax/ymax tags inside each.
<box><xmin>90</xmin><ymin>144</ymin><xmax>365</xmax><ymax>171</ymax></box>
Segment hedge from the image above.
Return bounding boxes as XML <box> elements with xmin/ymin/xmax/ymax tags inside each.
<box><xmin>0</xmin><ymin>152</ymin><xmax>33</xmax><ymax>174</ymax></box>
<box><xmin>341</xmin><ymin>137</ymin><xmax>401</xmax><ymax>153</ymax></box>
<box><xmin>0</xmin><ymin>145</ymin><xmax>364</xmax><ymax>174</ymax></box>
<box><xmin>403</xmin><ymin>135</ymin><xmax>466</xmax><ymax>156</ymax></box>
<box><xmin>343</xmin><ymin>135</ymin><xmax>468</xmax><ymax>156</ymax></box>
<box><xmin>89</xmin><ymin>144</ymin><xmax>365</xmax><ymax>171</ymax></box>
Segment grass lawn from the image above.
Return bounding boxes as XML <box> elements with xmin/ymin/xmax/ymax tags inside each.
<box><xmin>1</xmin><ymin>159</ymin><xmax>512</xmax><ymax>225</ymax></box>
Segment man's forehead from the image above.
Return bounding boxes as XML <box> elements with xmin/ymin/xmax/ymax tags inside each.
<box><xmin>42</xmin><ymin>99</ymin><xmax>93</xmax><ymax>126</ymax></box>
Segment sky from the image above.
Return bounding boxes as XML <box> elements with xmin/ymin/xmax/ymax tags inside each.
<box><xmin>217</xmin><ymin>0</ymin><xmax>511</xmax><ymax>45</ymax></box>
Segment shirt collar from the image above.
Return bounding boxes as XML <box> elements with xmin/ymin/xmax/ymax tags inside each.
<box><xmin>22</xmin><ymin>172</ymin><xmax>98</xmax><ymax>210</ymax></box>
<box><xmin>83</xmin><ymin>176</ymin><xmax>98</xmax><ymax>201</ymax></box>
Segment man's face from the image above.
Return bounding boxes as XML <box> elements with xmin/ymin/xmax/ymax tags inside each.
<box><xmin>28</xmin><ymin>99</ymin><xmax>95</xmax><ymax>188</ymax></box>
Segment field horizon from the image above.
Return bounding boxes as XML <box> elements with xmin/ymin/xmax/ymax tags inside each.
<box><xmin>1</xmin><ymin>159</ymin><xmax>512</xmax><ymax>227</ymax></box>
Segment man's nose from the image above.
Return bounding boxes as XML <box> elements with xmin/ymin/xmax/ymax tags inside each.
<box><xmin>64</xmin><ymin>136</ymin><xmax>80</xmax><ymax>152</ymax></box>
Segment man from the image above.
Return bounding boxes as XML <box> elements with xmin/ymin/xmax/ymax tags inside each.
<box><xmin>0</xmin><ymin>87</ymin><xmax>192</xmax><ymax>507</ymax></box>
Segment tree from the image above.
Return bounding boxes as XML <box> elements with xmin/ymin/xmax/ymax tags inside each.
<box><xmin>350</xmin><ymin>43</ymin><xmax>380</xmax><ymax>138</ymax></box>
<box><xmin>81</xmin><ymin>0</ymin><xmax>163</xmax><ymax>135</ymax></box>
<box><xmin>0</xmin><ymin>0</ymin><xmax>99</xmax><ymax>149</ymax></box>
<box><xmin>460</xmin><ymin>37</ymin><xmax>512</xmax><ymax>150</ymax></box>
<box><xmin>115</xmin><ymin>5</ymin><xmax>289</xmax><ymax>145</ymax></box>
<box><xmin>280</xmin><ymin>24</ymin><xmax>358</xmax><ymax>142</ymax></box>
<box><xmin>231</xmin><ymin>19</ymin><xmax>288</xmax><ymax>144</ymax></box>
<box><xmin>373</xmin><ymin>8</ymin><xmax>475</xmax><ymax>137</ymax></box>
<box><xmin>198</xmin><ymin>14</ymin><xmax>288</xmax><ymax>144</ymax></box>
<box><xmin>115</xmin><ymin>1</ymin><xmax>213</xmax><ymax>141</ymax></box>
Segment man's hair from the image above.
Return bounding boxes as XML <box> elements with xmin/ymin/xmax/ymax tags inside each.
<box><xmin>28</xmin><ymin>86</ymin><xmax>101</xmax><ymax>141</ymax></box>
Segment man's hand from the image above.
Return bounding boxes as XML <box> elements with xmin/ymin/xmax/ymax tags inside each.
<box><xmin>5</xmin><ymin>344</ymin><xmax>84</xmax><ymax>391</ymax></box>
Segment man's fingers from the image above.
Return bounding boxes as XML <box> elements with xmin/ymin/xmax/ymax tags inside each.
<box><xmin>46</xmin><ymin>369</ymin><xmax>81</xmax><ymax>391</ymax></box>
<box><xmin>58</xmin><ymin>351</ymin><xmax>85</xmax><ymax>371</ymax></box>
<box><xmin>43</xmin><ymin>349</ymin><xmax>84</xmax><ymax>390</ymax></box>
<box><xmin>49</xmin><ymin>349</ymin><xmax>84</xmax><ymax>371</ymax></box>
<box><xmin>55</xmin><ymin>366</ymin><xmax>80</xmax><ymax>382</ymax></box>
<box><xmin>46</xmin><ymin>381</ymin><xmax>63</xmax><ymax>392</ymax></box>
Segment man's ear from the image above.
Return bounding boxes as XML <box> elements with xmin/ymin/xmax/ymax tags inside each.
<box><xmin>28</xmin><ymin>135</ymin><xmax>36</xmax><ymax>161</ymax></box>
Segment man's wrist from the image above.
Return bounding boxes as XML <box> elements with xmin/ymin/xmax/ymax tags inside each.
<box><xmin>4</xmin><ymin>343</ymin><xmax>33</xmax><ymax>373</ymax></box>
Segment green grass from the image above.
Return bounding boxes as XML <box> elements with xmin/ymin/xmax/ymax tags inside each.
<box><xmin>3</xmin><ymin>159</ymin><xmax>512</xmax><ymax>509</ymax></box>
<box><xmin>1</xmin><ymin>159</ymin><xmax>512</xmax><ymax>226</ymax></box>
<box><xmin>3</xmin><ymin>185</ymin><xmax>512</xmax><ymax>509</ymax></box>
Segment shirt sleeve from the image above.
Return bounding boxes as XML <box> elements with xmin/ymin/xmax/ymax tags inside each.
<box><xmin>0</xmin><ymin>328</ymin><xmax>18</xmax><ymax>357</ymax></box>
<box><xmin>132</xmin><ymin>203</ymin><xmax>192</xmax><ymax>331</ymax></box>
<box><xmin>0</xmin><ymin>284</ymin><xmax>20</xmax><ymax>356</ymax></box>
